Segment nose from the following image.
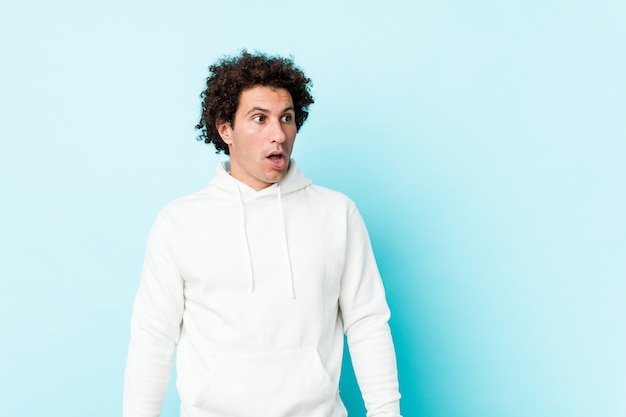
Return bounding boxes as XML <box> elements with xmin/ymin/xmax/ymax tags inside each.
<box><xmin>269</xmin><ymin>118</ymin><xmax>287</xmax><ymax>143</ymax></box>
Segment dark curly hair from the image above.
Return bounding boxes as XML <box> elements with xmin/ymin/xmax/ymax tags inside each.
<box><xmin>196</xmin><ymin>50</ymin><xmax>315</xmax><ymax>155</ymax></box>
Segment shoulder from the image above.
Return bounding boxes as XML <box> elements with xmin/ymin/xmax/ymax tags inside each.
<box><xmin>153</xmin><ymin>186</ymin><xmax>215</xmax><ymax>224</ymax></box>
<box><xmin>299</xmin><ymin>184</ymin><xmax>361</xmax><ymax>221</ymax></box>
<box><xmin>305</xmin><ymin>184</ymin><xmax>356</xmax><ymax>206</ymax></box>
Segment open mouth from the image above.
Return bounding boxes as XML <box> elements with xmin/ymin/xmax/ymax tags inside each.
<box><xmin>267</xmin><ymin>152</ymin><xmax>287</xmax><ymax>169</ymax></box>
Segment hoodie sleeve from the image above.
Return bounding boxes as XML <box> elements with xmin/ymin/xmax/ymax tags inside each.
<box><xmin>339</xmin><ymin>202</ymin><xmax>402</xmax><ymax>417</ymax></box>
<box><xmin>123</xmin><ymin>212</ymin><xmax>184</xmax><ymax>417</ymax></box>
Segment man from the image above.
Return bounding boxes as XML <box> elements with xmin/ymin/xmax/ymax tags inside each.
<box><xmin>123</xmin><ymin>50</ymin><xmax>402</xmax><ymax>417</ymax></box>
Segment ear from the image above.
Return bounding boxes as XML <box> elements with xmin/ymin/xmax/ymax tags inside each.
<box><xmin>216</xmin><ymin>120</ymin><xmax>233</xmax><ymax>146</ymax></box>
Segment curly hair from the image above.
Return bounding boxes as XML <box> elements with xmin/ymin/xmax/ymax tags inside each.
<box><xmin>196</xmin><ymin>50</ymin><xmax>315</xmax><ymax>155</ymax></box>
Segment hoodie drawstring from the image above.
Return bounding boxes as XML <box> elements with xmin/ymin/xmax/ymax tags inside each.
<box><xmin>233</xmin><ymin>181</ymin><xmax>295</xmax><ymax>299</ymax></box>
<box><xmin>277</xmin><ymin>183</ymin><xmax>295</xmax><ymax>299</ymax></box>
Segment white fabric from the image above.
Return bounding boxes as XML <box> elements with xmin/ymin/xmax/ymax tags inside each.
<box><xmin>123</xmin><ymin>160</ymin><xmax>402</xmax><ymax>417</ymax></box>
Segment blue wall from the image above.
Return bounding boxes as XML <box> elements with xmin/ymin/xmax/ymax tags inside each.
<box><xmin>1</xmin><ymin>1</ymin><xmax>624</xmax><ymax>416</ymax></box>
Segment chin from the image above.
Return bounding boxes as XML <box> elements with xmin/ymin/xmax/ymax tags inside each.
<box><xmin>266</xmin><ymin>172</ymin><xmax>286</xmax><ymax>184</ymax></box>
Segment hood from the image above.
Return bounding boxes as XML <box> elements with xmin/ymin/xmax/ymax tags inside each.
<box><xmin>208</xmin><ymin>160</ymin><xmax>312</xmax><ymax>299</ymax></box>
<box><xmin>209</xmin><ymin>159</ymin><xmax>312</xmax><ymax>198</ymax></box>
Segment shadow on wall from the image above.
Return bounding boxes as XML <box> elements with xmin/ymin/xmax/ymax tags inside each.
<box><xmin>331</xmin><ymin>153</ymin><xmax>426</xmax><ymax>417</ymax></box>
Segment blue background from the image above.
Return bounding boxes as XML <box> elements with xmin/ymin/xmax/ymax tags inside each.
<box><xmin>1</xmin><ymin>1</ymin><xmax>625</xmax><ymax>416</ymax></box>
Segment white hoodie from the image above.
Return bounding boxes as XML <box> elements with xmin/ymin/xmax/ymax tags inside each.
<box><xmin>123</xmin><ymin>161</ymin><xmax>401</xmax><ymax>417</ymax></box>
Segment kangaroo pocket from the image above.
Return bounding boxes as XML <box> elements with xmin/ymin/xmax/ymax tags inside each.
<box><xmin>193</xmin><ymin>347</ymin><xmax>336</xmax><ymax>416</ymax></box>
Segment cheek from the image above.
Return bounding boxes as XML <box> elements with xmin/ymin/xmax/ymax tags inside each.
<box><xmin>287</xmin><ymin>128</ymin><xmax>297</xmax><ymax>144</ymax></box>
<box><xmin>289</xmin><ymin>134</ymin><xmax>297</xmax><ymax>149</ymax></box>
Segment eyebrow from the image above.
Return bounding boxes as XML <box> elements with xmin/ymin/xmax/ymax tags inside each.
<box><xmin>245</xmin><ymin>106</ymin><xmax>295</xmax><ymax>117</ymax></box>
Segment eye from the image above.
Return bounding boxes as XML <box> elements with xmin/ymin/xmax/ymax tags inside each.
<box><xmin>281</xmin><ymin>114</ymin><xmax>294</xmax><ymax>123</ymax></box>
<box><xmin>252</xmin><ymin>115</ymin><xmax>266</xmax><ymax>123</ymax></box>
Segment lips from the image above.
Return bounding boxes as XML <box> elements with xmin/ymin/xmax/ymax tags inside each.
<box><xmin>267</xmin><ymin>151</ymin><xmax>288</xmax><ymax>170</ymax></box>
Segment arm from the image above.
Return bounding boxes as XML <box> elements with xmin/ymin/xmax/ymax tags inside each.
<box><xmin>123</xmin><ymin>213</ymin><xmax>184</xmax><ymax>417</ymax></box>
<box><xmin>340</xmin><ymin>203</ymin><xmax>402</xmax><ymax>417</ymax></box>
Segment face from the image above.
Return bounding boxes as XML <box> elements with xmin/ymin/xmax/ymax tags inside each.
<box><xmin>216</xmin><ymin>86</ymin><xmax>297</xmax><ymax>191</ymax></box>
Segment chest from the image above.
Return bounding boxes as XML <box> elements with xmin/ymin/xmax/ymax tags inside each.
<box><xmin>169</xmin><ymin>198</ymin><xmax>348</xmax><ymax>301</ymax></box>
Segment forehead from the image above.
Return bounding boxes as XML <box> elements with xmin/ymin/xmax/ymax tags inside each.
<box><xmin>237</xmin><ymin>85</ymin><xmax>293</xmax><ymax>112</ymax></box>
